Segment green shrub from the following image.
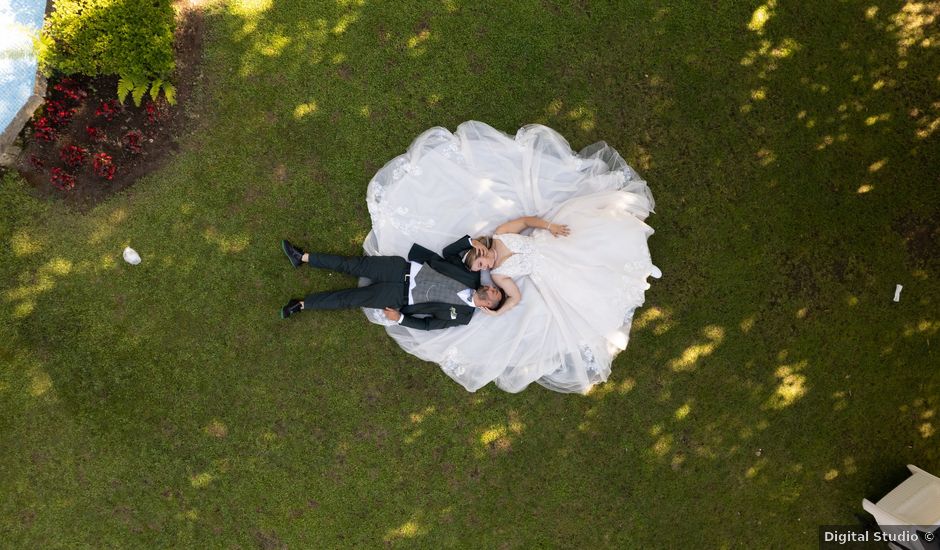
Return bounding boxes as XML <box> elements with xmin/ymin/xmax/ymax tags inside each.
<box><xmin>38</xmin><ymin>0</ymin><xmax>176</xmax><ymax>103</ymax></box>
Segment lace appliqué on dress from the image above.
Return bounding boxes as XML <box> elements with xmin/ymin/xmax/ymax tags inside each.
<box><xmin>580</xmin><ymin>344</ymin><xmax>602</xmax><ymax>381</ymax></box>
<box><xmin>367</xmin><ymin>175</ymin><xmax>436</xmax><ymax>237</ymax></box>
<box><xmin>442</xmin><ymin>346</ymin><xmax>467</xmax><ymax>378</ymax></box>
<box><xmin>496</xmin><ymin>232</ymin><xmax>536</xmax><ymax>254</ymax></box>
<box><xmin>491</xmin><ymin>233</ymin><xmax>539</xmax><ymax>279</ymax></box>
<box><xmin>437</xmin><ymin>140</ymin><xmax>466</xmax><ymax>164</ymax></box>
<box><xmin>515</xmin><ymin>127</ymin><xmax>533</xmax><ymax>148</ymax></box>
<box><xmin>367</xmin><ymin>157</ymin><xmax>435</xmax><ymax>236</ymax></box>
<box><xmin>391</xmin><ymin>157</ymin><xmax>423</xmax><ymax>180</ymax></box>
<box><xmin>609</xmin><ymin>260</ymin><xmax>661</xmax><ymax>325</ymax></box>
<box><xmin>363</xmin><ymin>306</ymin><xmax>396</xmax><ymax>326</ymax></box>
<box><xmin>370</xmin><ymin>204</ymin><xmax>436</xmax><ymax>237</ymax></box>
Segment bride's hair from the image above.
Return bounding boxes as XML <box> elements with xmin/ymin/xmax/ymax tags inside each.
<box><xmin>462</xmin><ymin>236</ymin><xmax>492</xmax><ymax>269</ymax></box>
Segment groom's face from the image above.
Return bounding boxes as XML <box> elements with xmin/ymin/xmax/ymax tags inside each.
<box><xmin>470</xmin><ymin>248</ymin><xmax>497</xmax><ymax>271</ymax></box>
<box><xmin>474</xmin><ymin>285</ymin><xmax>502</xmax><ymax>308</ymax></box>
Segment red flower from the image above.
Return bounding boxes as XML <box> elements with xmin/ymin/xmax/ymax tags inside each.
<box><xmin>92</xmin><ymin>153</ymin><xmax>115</xmax><ymax>181</ymax></box>
<box><xmin>59</xmin><ymin>144</ymin><xmax>89</xmax><ymax>168</ymax></box>
<box><xmin>85</xmin><ymin>126</ymin><xmax>102</xmax><ymax>141</ymax></box>
<box><xmin>143</xmin><ymin>100</ymin><xmax>167</xmax><ymax>125</ymax></box>
<box><xmin>34</xmin><ymin>128</ymin><xmax>55</xmax><ymax>141</ymax></box>
<box><xmin>53</xmin><ymin>80</ymin><xmax>86</xmax><ymax>103</ymax></box>
<box><xmin>32</xmin><ymin>117</ymin><xmax>56</xmax><ymax>141</ymax></box>
<box><xmin>56</xmin><ymin>77</ymin><xmax>79</xmax><ymax>91</ymax></box>
<box><xmin>145</xmin><ymin>101</ymin><xmax>157</xmax><ymax>124</ymax></box>
<box><xmin>95</xmin><ymin>100</ymin><xmax>119</xmax><ymax>121</ymax></box>
<box><xmin>50</xmin><ymin>168</ymin><xmax>76</xmax><ymax>191</ymax></box>
<box><xmin>123</xmin><ymin>130</ymin><xmax>143</xmax><ymax>153</ymax></box>
<box><xmin>45</xmin><ymin>99</ymin><xmax>64</xmax><ymax>113</ymax></box>
<box><xmin>44</xmin><ymin>99</ymin><xmax>76</xmax><ymax>127</ymax></box>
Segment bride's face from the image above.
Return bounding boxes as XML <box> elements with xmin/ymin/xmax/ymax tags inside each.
<box><xmin>470</xmin><ymin>248</ymin><xmax>497</xmax><ymax>271</ymax></box>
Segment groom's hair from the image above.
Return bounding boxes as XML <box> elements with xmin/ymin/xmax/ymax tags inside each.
<box><xmin>479</xmin><ymin>285</ymin><xmax>507</xmax><ymax>311</ymax></box>
<box><xmin>494</xmin><ymin>287</ymin><xmax>507</xmax><ymax>310</ymax></box>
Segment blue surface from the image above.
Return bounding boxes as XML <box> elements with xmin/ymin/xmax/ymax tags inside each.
<box><xmin>1</xmin><ymin>0</ymin><xmax>46</xmax><ymax>132</ymax></box>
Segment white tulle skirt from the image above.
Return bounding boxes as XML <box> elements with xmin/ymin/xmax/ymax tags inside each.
<box><xmin>362</xmin><ymin>121</ymin><xmax>659</xmax><ymax>394</ymax></box>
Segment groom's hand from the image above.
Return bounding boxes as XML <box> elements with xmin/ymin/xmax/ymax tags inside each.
<box><xmin>383</xmin><ymin>307</ymin><xmax>402</xmax><ymax>321</ymax></box>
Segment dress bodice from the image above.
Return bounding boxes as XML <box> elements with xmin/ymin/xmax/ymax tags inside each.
<box><xmin>492</xmin><ymin>233</ymin><xmax>538</xmax><ymax>279</ymax></box>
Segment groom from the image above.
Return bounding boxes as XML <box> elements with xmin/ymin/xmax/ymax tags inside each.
<box><xmin>279</xmin><ymin>237</ymin><xmax>504</xmax><ymax>330</ymax></box>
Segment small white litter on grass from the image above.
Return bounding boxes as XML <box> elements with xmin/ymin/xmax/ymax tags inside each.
<box><xmin>123</xmin><ymin>246</ymin><xmax>141</xmax><ymax>265</ymax></box>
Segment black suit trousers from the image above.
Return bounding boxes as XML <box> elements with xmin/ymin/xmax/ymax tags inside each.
<box><xmin>303</xmin><ymin>254</ymin><xmax>409</xmax><ymax>310</ymax></box>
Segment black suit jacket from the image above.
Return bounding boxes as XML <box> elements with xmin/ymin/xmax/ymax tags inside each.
<box><xmin>397</xmin><ymin>236</ymin><xmax>479</xmax><ymax>331</ymax></box>
<box><xmin>441</xmin><ymin>235</ymin><xmax>482</xmax><ymax>289</ymax></box>
<box><xmin>407</xmin><ymin>235</ymin><xmax>479</xmax><ymax>288</ymax></box>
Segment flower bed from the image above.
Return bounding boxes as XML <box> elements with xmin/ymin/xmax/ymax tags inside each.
<box><xmin>13</xmin><ymin>5</ymin><xmax>204</xmax><ymax>209</ymax></box>
<box><xmin>16</xmin><ymin>75</ymin><xmax>179</xmax><ymax>207</ymax></box>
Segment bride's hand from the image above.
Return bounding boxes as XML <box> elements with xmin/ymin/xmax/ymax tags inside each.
<box><xmin>479</xmin><ymin>306</ymin><xmax>500</xmax><ymax>317</ymax></box>
<box><xmin>470</xmin><ymin>239</ymin><xmax>489</xmax><ymax>255</ymax></box>
<box><xmin>547</xmin><ymin>223</ymin><xmax>570</xmax><ymax>237</ymax></box>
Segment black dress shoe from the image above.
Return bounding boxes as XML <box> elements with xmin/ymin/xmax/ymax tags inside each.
<box><xmin>281</xmin><ymin>239</ymin><xmax>305</xmax><ymax>268</ymax></box>
<box><xmin>280</xmin><ymin>299</ymin><xmax>303</xmax><ymax>319</ymax></box>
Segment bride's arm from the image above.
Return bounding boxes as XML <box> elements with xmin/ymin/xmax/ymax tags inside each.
<box><xmin>484</xmin><ymin>275</ymin><xmax>521</xmax><ymax>316</ymax></box>
<box><xmin>493</xmin><ymin>216</ymin><xmax>570</xmax><ymax>237</ymax></box>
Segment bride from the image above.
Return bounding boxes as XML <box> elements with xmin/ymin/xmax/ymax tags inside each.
<box><xmin>362</xmin><ymin>121</ymin><xmax>660</xmax><ymax>394</ymax></box>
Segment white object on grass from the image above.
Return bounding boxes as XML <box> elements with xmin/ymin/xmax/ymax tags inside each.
<box><xmin>894</xmin><ymin>284</ymin><xmax>903</xmax><ymax>302</ymax></box>
<box><xmin>862</xmin><ymin>464</ymin><xmax>940</xmax><ymax>548</ymax></box>
<box><xmin>123</xmin><ymin>246</ymin><xmax>141</xmax><ymax>265</ymax></box>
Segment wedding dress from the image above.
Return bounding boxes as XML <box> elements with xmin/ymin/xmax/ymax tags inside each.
<box><xmin>362</xmin><ymin>121</ymin><xmax>660</xmax><ymax>393</ymax></box>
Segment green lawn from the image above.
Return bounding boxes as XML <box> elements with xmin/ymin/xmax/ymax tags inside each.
<box><xmin>2</xmin><ymin>0</ymin><xmax>939</xmax><ymax>547</ymax></box>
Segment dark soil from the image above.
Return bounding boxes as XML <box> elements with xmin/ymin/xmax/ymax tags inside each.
<box><xmin>14</xmin><ymin>4</ymin><xmax>204</xmax><ymax>211</ymax></box>
<box><xmin>893</xmin><ymin>210</ymin><xmax>940</xmax><ymax>269</ymax></box>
